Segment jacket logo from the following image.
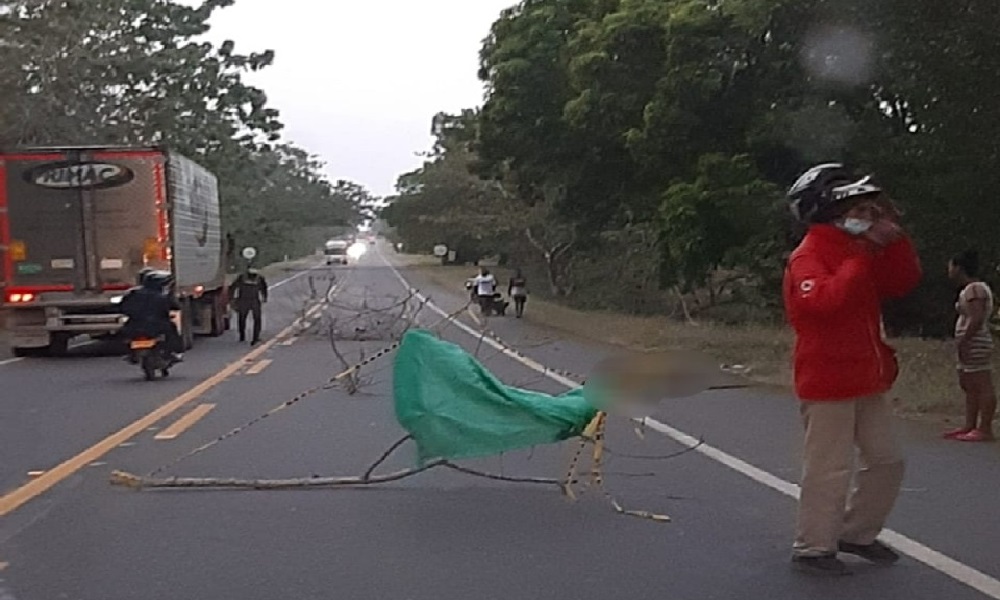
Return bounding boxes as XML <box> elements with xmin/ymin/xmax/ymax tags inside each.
<box><xmin>799</xmin><ymin>280</ymin><xmax>815</xmax><ymax>294</ymax></box>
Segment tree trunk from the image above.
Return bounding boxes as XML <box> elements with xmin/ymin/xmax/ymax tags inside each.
<box><xmin>674</xmin><ymin>286</ymin><xmax>698</xmax><ymax>326</ymax></box>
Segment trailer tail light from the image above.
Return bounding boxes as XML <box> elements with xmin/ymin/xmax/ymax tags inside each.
<box><xmin>6</xmin><ymin>291</ymin><xmax>35</xmax><ymax>304</ymax></box>
<box><xmin>143</xmin><ymin>238</ymin><xmax>161</xmax><ymax>261</ymax></box>
<box><xmin>10</xmin><ymin>240</ymin><xmax>26</xmax><ymax>261</ymax></box>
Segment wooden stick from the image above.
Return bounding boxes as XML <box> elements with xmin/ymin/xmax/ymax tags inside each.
<box><xmin>111</xmin><ymin>461</ymin><xmax>447</xmax><ymax>490</ymax></box>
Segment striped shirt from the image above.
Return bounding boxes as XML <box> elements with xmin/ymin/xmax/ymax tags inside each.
<box><xmin>955</xmin><ymin>281</ymin><xmax>994</xmax><ymax>371</ymax></box>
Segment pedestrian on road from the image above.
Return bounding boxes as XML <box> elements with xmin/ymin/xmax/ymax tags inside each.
<box><xmin>508</xmin><ymin>269</ymin><xmax>528</xmax><ymax>318</ymax></box>
<box><xmin>229</xmin><ymin>266</ymin><xmax>269</xmax><ymax>345</ymax></box>
<box><xmin>472</xmin><ymin>268</ymin><xmax>497</xmax><ymax>315</ymax></box>
<box><xmin>944</xmin><ymin>249</ymin><xmax>996</xmax><ymax>442</ymax></box>
<box><xmin>783</xmin><ymin>163</ymin><xmax>922</xmax><ymax>576</ymax></box>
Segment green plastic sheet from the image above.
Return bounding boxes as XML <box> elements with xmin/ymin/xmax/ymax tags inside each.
<box><xmin>393</xmin><ymin>330</ymin><xmax>599</xmax><ymax>465</ymax></box>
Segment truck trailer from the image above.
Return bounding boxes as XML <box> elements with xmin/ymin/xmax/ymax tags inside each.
<box><xmin>0</xmin><ymin>146</ymin><xmax>230</xmax><ymax>356</ymax></box>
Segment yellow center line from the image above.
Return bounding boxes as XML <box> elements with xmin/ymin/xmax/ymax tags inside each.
<box><xmin>0</xmin><ymin>302</ymin><xmax>325</xmax><ymax>518</ymax></box>
<box><xmin>245</xmin><ymin>359</ymin><xmax>273</xmax><ymax>375</ymax></box>
<box><xmin>154</xmin><ymin>404</ymin><xmax>216</xmax><ymax>441</ymax></box>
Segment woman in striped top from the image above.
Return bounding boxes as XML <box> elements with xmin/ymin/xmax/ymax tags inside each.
<box><xmin>945</xmin><ymin>250</ymin><xmax>996</xmax><ymax>442</ymax></box>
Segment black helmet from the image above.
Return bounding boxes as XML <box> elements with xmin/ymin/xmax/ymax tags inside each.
<box><xmin>136</xmin><ymin>266</ymin><xmax>156</xmax><ymax>286</ymax></box>
<box><xmin>141</xmin><ymin>270</ymin><xmax>173</xmax><ymax>291</ymax></box>
<box><xmin>788</xmin><ymin>163</ymin><xmax>883</xmax><ymax>224</ymax></box>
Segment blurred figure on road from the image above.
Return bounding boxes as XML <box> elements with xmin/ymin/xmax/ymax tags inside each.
<box><xmin>229</xmin><ymin>266</ymin><xmax>269</xmax><ymax>345</ymax></box>
<box><xmin>945</xmin><ymin>249</ymin><xmax>996</xmax><ymax>442</ymax></box>
<box><xmin>783</xmin><ymin>163</ymin><xmax>922</xmax><ymax>576</ymax></box>
<box><xmin>508</xmin><ymin>269</ymin><xmax>528</xmax><ymax>318</ymax></box>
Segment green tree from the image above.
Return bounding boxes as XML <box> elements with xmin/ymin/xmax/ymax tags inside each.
<box><xmin>0</xmin><ymin>0</ymin><xmax>360</xmax><ymax>268</ymax></box>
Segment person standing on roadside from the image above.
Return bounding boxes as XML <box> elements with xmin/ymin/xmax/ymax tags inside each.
<box><xmin>944</xmin><ymin>249</ymin><xmax>996</xmax><ymax>442</ymax></box>
<box><xmin>229</xmin><ymin>266</ymin><xmax>269</xmax><ymax>345</ymax></box>
<box><xmin>783</xmin><ymin>163</ymin><xmax>922</xmax><ymax>576</ymax></box>
<box><xmin>508</xmin><ymin>269</ymin><xmax>528</xmax><ymax>318</ymax></box>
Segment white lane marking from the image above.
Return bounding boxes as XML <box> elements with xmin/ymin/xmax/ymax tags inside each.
<box><xmin>271</xmin><ymin>264</ymin><xmax>323</xmax><ymax>289</ymax></box>
<box><xmin>0</xmin><ymin>358</ymin><xmax>23</xmax><ymax>367</ymax></box>
<box><xmin>245</xmin><ymin>359</ymin><xmax>273</xmax><ymax>375</ymax></box>
<box><xmin>380</xmin><ymin>250</ymin><xmax>1000</xmax><ymax>600</ymax></box>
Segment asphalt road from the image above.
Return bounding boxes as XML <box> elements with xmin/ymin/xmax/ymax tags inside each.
<box><xmin>0</xmin><ymin>243</ymin><xmax>998</xmax><ymax>600</ymax></box>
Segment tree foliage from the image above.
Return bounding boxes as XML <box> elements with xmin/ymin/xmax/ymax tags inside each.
<box><xmin>0</xmin><ymin>0</ymin><xmax>367</xmax><ymax>267</ymax></box>
<box><xmin>388</xmin><ymin>0</ymin><xmax>1000</xmax><ymax>334</ymax></box>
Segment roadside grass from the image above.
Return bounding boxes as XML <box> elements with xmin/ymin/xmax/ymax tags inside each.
<box><xmin>405</xmin><ymin>260</ymin><xmax>977</xmax><ymax>422</ymax></box>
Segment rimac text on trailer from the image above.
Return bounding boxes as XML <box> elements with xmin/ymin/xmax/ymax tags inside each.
<box><xmin>0</xmin><ymin>146</ymin><xmax>231</xmax><ymax>356</ymax></box>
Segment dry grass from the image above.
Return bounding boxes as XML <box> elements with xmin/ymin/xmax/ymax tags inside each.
<box><xmin>406</xmin><ymin>259</ymin><xmax>979</xmax><ymax>420</ymax></box>
<box><xmin>386</xmin><ymin>253</ymin><xmax>442</xmax><ymax>268</ymax></box>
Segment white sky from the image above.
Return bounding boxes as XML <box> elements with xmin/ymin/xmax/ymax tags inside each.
<box><xmin>203</xmin><ymin>0</ymin><xmax>515</xmax><ymax>198</ymax></box>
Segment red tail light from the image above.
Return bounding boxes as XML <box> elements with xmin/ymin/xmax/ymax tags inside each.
<box><xmin>6</xmin><ymin>292</ymin><xmax>36</xmax><ymax>304</ymax></box>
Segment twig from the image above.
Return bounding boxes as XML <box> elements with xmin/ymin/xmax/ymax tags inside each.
<box><xmin>363</xmin><ymin>435</ymin><xmax>413</xmax><ymax>480</ymax></box>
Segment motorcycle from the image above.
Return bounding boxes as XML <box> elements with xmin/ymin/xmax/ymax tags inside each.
<box><xmin>127</xmin><ymin>336</ymin><xmax>174</xmax><ymax>381</ymax></box>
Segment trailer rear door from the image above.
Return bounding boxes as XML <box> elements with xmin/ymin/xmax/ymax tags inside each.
<box><xmin>1</xmin><ymin>149</ymin><xmax>165</xmax><ymax>297</ymax></box>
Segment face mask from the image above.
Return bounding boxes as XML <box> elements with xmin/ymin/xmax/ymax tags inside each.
<box><xmin>838</xmin><ymin>217</ymin><xmax>873</xmax><ymax>236</ymax></box>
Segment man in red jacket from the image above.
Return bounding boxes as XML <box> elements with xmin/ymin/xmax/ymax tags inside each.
<box><xmin>783</xmin><ymin>164</ymin><xmax>922</xmax><ymax>576</ymax></box>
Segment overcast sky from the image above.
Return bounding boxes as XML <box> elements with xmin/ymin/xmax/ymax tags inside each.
<box><xmin>203</xmin><ymin>0</ymin><xmax>515</xmax><ymax>198</ymax></box>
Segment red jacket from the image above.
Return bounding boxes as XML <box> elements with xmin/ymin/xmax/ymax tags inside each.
<box><xmin>783</xmin><ymin>224</ymin><xmax>922</xmax><ymax>401</ymax></box>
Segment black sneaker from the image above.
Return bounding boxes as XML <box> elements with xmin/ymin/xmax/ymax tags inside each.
<box><xmin>792</xmin><ymin>554</ymin><xmax>851</xmax><ymax>576</ymax></box>
<box><xmin>838</xmin><ymin>540</ymin><xmax>900</xmax><ymax>565</ymax></box>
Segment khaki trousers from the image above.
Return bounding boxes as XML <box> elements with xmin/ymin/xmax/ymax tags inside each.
<box><xmin>793</xmin><ymin>395</ymin><xmax>905</xmax><ymax>557</ymax></box>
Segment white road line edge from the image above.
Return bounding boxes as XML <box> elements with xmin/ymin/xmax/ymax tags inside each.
<box><xmin>379</xmin><ymin>250</ymin><xmax>1000</xmax><ymax>600</ymax></box>
<box><xmin>0</xmin><ymin>358</ymin><xmax>24</xmax><ymax>367</ymax></box>
<box><xmin>271</xmin><ymin>264</ymin><xmax>321</xmax><ymax>289</ymax></box>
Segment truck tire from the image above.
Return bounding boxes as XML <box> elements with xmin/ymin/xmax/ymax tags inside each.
<box><xmin>184</xmin><ymin>310</ymin><xmax>195</xmax><ymax>350</ymax></box>
<box><xmin>209</xmin><ymin>294</ymin><xmax>225</xmax><ymax>337</ymax></box>
<box><xmin>180</xmin><ymin>300</ymin><xmax>195</xmax><ymax>350</ymax></box>
<box><xmin>47</xmin><ymin>333</ymin><xmax>71</xmax><ymax>358</ymax></box>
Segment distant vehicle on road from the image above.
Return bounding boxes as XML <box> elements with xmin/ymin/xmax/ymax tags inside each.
<box><xmin>324</xmin><ymin>239</ymin><xmax>350</xmax><ymax>265</ymax></box>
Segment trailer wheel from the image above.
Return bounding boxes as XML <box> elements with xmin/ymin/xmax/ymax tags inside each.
<box><xmin>181</xmin><ymin>301</ymin><xmax>195</xmax><ymax>350</ymax></box>
<box><xmin>46</xmin><ymin>333</ymin><xmax>71</xmax><ymax>358</ymax></box>
<box><xmin>208</xmin><ymin>294</ymin><xmax>226</xmax><ymax>337</ymax></box>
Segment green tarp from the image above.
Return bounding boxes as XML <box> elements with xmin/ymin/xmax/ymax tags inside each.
<box><xmin>393</xmin><ymin>330</ymin><xmax>600</xmax><ymax>465</ymax></box>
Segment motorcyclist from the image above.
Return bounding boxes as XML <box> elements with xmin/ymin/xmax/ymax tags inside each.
<box><xmin>118</xmin><ymin>270</ymin><xmax>184</xmax><ymax>363</ymax></box>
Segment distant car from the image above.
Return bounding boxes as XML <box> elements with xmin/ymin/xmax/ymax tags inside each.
<box><xmin>324</xmin><ymin>240</ymin><xmax>350</xmax><ymax>265</ymax></box>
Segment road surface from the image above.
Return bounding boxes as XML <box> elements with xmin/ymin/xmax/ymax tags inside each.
<box><xmin>1</xmin><ymin>242</ymin><xmax>998</xmax><ymax>600</ymax></box>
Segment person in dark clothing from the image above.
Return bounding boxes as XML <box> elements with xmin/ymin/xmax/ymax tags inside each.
<box><xmin>508</xmin><ymin>269</ymin><xmax>528</xmax><ymax>318</ymax></box>
<box><xmin>229</xmin><ymin>267</ymin><xmax>269</xmax><ymax>344</ymax></box>
<box><xmin>118</xmin><ymin>270</ymin><xmax>184</xmax><ymax>362</ymax></box>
